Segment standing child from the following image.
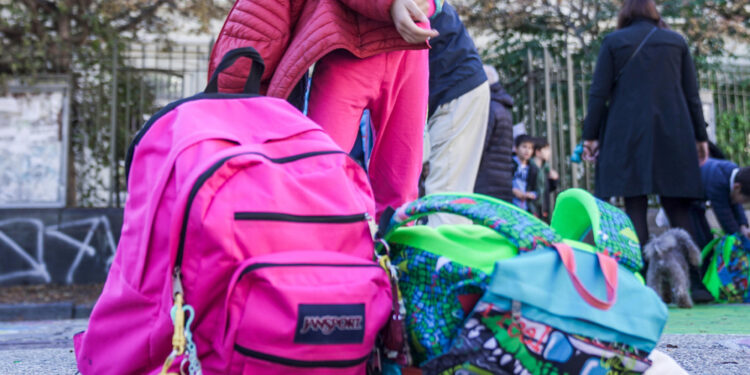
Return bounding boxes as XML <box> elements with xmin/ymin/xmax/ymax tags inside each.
<box><xmin>512</xmin><ymin>135</ymin><xmax>538</xmax><ymax>212</ymax></box>
<box><xmin>531</xmin><ymin>137</ymin><xmax>559</xmax><ymax>221</ymax></box>
<box><xmin>208</xmin><ymin>0</ymin><xmax>442</xmax><ymax>219</ymax></box>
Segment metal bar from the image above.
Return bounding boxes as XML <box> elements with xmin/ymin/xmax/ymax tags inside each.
<box><xmin>567</xmin><ymin>49</ymin><xmax>578</xmax><ymax>188</ymax></box>
<box><xmin>581</xmin><ymin>60</ymin><xmax>591</xmax><ymax>192</ymax></box>
<box><xmin>182</xmin><ymin>45</ymin><xmax>187</xmax><ymax>97</ymax></box>
<box><xmin>527</xmin><ymin>48</ymin><xmax>536</xmax><ymax>135</ymax></box>
<box><xmin>555</xmin><ymin>60</ymin><xmax>566</xmax><ymax>189</ymax></box>
<box><xmin>123</xmin><ymin>65</ymin><xmax>131</xmax><ymax>206</ymax></box>
<box><xmin>140</xmin><ymin>44</ymin><xmax>145</xmax><ymax>128</ymax></box>
<box><xmin>725</xmin><ymin>72</ymin><xmax>731</xmax><ymax>115</ymax></box>
<box><xmin>716</xmin><ymin>71</ymin><xmax>723</xmax><ymax>115</ymax></box>
<box><xmin>544</xmin><ymin>47</ymin><xmax>556</xmax><ymax>171</ymax></box>
<box><xmin>109</xmin><ymin>38</ymin><xmax>118</xmax><ymax>207</ymax></box>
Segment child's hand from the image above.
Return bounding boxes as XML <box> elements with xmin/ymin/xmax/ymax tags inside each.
<box><xmin>513</xmin><ymin>189</ymin><xmax>526</xmax><ymax>200</ymax></box>
<box><xmin>549</xmin><ymin>169</ymin><xmax>559</xmax><ymax>180</ymax></box>
<box><xmin>525</xmin><ymin>192</ymin><xmax>537</xmax><ymax>200</ymax></box>
<box><xmin>390</xmin><ymin>0</ymin><xmax>439</xmax><ymax>44</ymax></box>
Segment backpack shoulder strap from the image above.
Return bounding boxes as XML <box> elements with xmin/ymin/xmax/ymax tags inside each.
<box><xmin>380</xmin><ymin>193</ymin><xmax>560</xmax><ymax>252</ymax></box>
<box><xmin>614</xmin><ymin>26</ymin><xmax>658</xmax><ymax>84</ymax></box>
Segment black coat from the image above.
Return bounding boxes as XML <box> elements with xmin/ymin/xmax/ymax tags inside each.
<box><xmin>583</xmin><ymin>18</ymin><xmax>708</xmax><ymax>199</ymax></box>
<box><xmin>475</xmin><ymin>82</ymin><xmax>514</xmax><ymax>202</ymax></box>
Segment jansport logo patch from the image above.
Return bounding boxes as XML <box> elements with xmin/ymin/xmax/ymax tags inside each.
<box><xmin>295</xmin><ymin>304</ymin><xmax>365</xmax><ymax>344</ymax></box>
<box><xmin>300</xmin><ymin>315</ymin><xmax>363</xmax><ymax>335</ymax></box>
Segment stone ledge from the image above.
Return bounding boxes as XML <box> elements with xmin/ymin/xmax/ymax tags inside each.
<box><xmin>0</xmin><ymin>302</ymin><xmax>94</xmax><ymax>322</ymax></box>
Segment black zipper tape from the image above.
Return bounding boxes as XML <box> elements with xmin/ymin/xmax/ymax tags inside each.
<box><xmin>238</xmin><ymin>262</ymin><xmax>382</xmax><ymax>281</ymax></box>
<box><xmin>234</xmin><ymin>212</ymin><xmax>367</xmax><ymax>223</ymax></box>
<box><xmin>234</xmin><ymin>344</ymin><xmax>369</xmax><ymax>368</ymax></box>
<box><xmin>175</xmin><ymin>150</ymin><xmax>345</xmax><ymax>269</ymax></box>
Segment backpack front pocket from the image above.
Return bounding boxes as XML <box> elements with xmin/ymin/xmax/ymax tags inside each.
<box><xmin>223</xmin><ymin>251</ymin><xmax>392</xmax><ymax>374</ymax></box>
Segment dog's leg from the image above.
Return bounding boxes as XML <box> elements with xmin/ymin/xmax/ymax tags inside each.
<box><xmin>646</xmin><ymin>268</ymin><xmax>666</xmax><ymax>303</ymax></box>
<box><xmin>673</xmin><ymin>266</ymin><xmax>694</xmax><ymax>308</ymax></box>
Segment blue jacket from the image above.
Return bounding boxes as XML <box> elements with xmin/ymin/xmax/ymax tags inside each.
<box><xmin>428</xmin><ymin>2</ymin><xmax>486</xmax><ymax>117</ymax></box>
<box><xmin>700</xmin><ymin>158</ymin><xmax>748</xmax><ymax>234</ymax></box>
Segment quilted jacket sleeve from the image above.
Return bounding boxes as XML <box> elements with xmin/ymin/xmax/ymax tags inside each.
<box><xmin>338</xmin><ymin>0</ymin><xmax>394</xmax><ymax>22</ymax></box>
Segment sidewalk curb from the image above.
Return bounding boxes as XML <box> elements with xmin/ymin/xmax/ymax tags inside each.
<box><xmin>0</xmin><ymin>302</ymin><xmax>94</xmax><ymax>321</ymax></box>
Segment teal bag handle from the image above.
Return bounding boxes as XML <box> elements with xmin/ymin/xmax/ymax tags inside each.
<box><xmin>554</xmin><ymin>243</ymin><xmax>618</xmax><ymax>310</ymax></box>
<box><xmin>380</xmin><ymin>193</ymin><xmax>561</xmax><ymax>252</ymax></box>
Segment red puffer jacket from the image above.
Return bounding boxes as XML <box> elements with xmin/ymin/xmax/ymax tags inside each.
<box><xmin>208</xmin><ymin>0</ymin><xmax>429</xmax><ymax>99</ymax></box>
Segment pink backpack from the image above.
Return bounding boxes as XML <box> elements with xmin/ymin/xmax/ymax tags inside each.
<box><xmin>75</xmin><ymin>48</ymin><xmax>392</xmax><ymax>374</ymax></box>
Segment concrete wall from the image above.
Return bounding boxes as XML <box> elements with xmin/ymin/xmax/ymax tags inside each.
<box><xmin>0</xmin><ymin>208</ymin><xmax>122</xmax><ymax>286</ymax></box>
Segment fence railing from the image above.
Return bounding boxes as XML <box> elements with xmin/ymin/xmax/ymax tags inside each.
<box><xmin>504</xmin><ymin>47</ymin><xmax>750</xmax><ymax>195</ymax></box>
<box><xmin>68</xmin><ymin>42</ymin><xmax>750</xmax><ymax>207</ymax></box>
<box><xmin>72</xmin><ymin>41</ymin><xmax>213</xmax><ymax>207</ymax></box>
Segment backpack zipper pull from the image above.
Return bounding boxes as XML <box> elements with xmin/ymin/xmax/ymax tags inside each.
<box><xmin>173</xmin><ymin>267</ymin><xmax>184</xmax><ymax>297</ymax></box>
<box><xmin>171</xmin><ymin>267</ymin><xmax>186</xmax><ymax>355</ymax></box>
<box><xmin>365</xmin><ymin>212</ymin><xmax>378</xmax><ymax>240</ymax></box>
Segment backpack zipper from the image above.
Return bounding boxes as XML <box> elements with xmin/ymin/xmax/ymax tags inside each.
<box><xmin>234</xmin><ymin>212</ymin><xmax>369</xmax><ymax>223</ymax></box>
<box><xmin>237</xmin><ymin>262</ymin><xmax>382</xmax><ymax>281</ymax></box>
<box><xmin>234</xmin><ymin>344</ymin><xmax>370</xmax><ymax>368</ymax></box>
<box><xmin>173</xmin><ymin>150</ymin><xmax>346</xmax><ymax>277</ymax></box>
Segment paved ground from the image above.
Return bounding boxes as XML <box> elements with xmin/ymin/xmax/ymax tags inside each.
<box><xmin>0</xmin><ymin>319</ymin><xmax>749</xmax><ymax>374</ymax></box>
<box><xmin>0</xmin><ymin>319</ymin><xmax>85</xmax><ymax>374</ymax></box>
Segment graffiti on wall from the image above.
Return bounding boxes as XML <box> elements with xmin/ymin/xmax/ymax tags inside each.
<box><xmin>0</xmin><ymin>212</ymin><xmax>120</xmax><ymax>285</ymax></box>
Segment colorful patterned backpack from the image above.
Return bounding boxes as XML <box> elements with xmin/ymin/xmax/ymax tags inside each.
<box><xmin>422</xmin><ymin>191</ymin><xmax>667</xmax><ymax>375</ymax></box>
<box><xmin>551</xmin><ymin>188</ymin><xmax>644</xmax><ymax>272</ymax></box>
<box><xmin>702</xmin><ymin>234</ymin><xmax>750</xmax><ymax>302</ymax></box>
<box><xmin>423</xmin><ymin>243</ymin><xmax>667</xmax><ymax>375</ymax></box>
<box><xmin>377</xmin><ymin>193</ymin><xmax>561</xmax><ymax>366</ymax></box>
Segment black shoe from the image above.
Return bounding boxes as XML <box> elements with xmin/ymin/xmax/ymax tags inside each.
<box><xmin>690</xmin><ymin>288</ymin><xmax>714</xmax><ymax>304</ymax></box>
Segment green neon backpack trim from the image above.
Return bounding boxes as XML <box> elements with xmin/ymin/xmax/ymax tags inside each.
<box><xmin>551</xmin><ymin>188</ymin><xmax>644</xmax><ymax>272</ymax></box>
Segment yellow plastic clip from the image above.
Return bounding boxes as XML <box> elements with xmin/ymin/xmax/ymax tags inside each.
<box><xmin>159</xmin><ymin>349</ymin><xmax>179</xmax><ymax>375</ymax></box>
<box><xmin>172</xmin><ymin>293</ymin><xmax>186</xmax><ymax>356</ymax></box>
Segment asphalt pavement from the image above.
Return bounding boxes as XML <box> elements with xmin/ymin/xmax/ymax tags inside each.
<box><xmin>0</xmin><ymin>319</ymin><xmax>748</xmax><ymax>374</ymax></box>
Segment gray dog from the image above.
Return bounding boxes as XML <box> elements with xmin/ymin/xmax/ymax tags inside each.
<box><xmin>644</xmin><ymin>228</ymin><xmax>702</xmax><ymax>308</ymax></box>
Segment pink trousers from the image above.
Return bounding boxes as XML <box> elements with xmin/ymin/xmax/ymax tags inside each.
<box><xmin>308</xmin><ymin>48</ymin><xmax>429</xmax><ymax>219</ymax></box>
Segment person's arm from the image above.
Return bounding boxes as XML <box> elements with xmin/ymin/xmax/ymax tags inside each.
<box><xmin>526</xmin><ymin>165</ymin><xmax>538</xmax><ymax>200</ymax></box>
<box><xmin>582</xmin><ymin>38</ymin><xmax>614</xmax><ymax>142</ymax></box>
<box><xmin>547</xmin><ymin>171</ymin><xmax>559</xmax><ymax>192</ymax></box>
<box><xmin>731</xmin><ymin>202</ymin><xmax>748</xmax><ymax>231</ymax></box>
<box><xmin>708</xmin><ymin>168</ymin><xmax>742</xmax><ymax>234</ymax></box>
<box><xmin>681</xmin><ymin>41</ymin><xmax>709</xmax><ymax>143</ymax></box>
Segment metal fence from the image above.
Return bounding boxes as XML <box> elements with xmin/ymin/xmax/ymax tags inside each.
<box><xmin>70</xmin><ymin>41</ymin><xmax>750</xmax><ymax>207</ymax></box>
<box><xmin>699</xmin><ymin>68</ymin><xmax>750</xmax><ymax>166</ymax></box>
<box><xmin>73</xmin><ymin>41</ymin><xmax>213</xmax><ymax>207</ymax></box>
<box><xmin>502</xmin><ymin>47</ymin><xmax>750</xmax><ymax>195</ymax></box>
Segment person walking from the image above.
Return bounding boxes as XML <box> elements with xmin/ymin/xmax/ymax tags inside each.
<box><xmin>423</xmin><ymin>1</ymin><xmax>489</xmax><ymax>226</ymax></box>
<box><xmin>582</xmin><ymin>0</ymin><xmax>709</xmax><ymax>252</ymax></box>
<box><xmin>474</xmin><ymin>65</ymin><xmax>515</xmax><ymax>203</ymax></box>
